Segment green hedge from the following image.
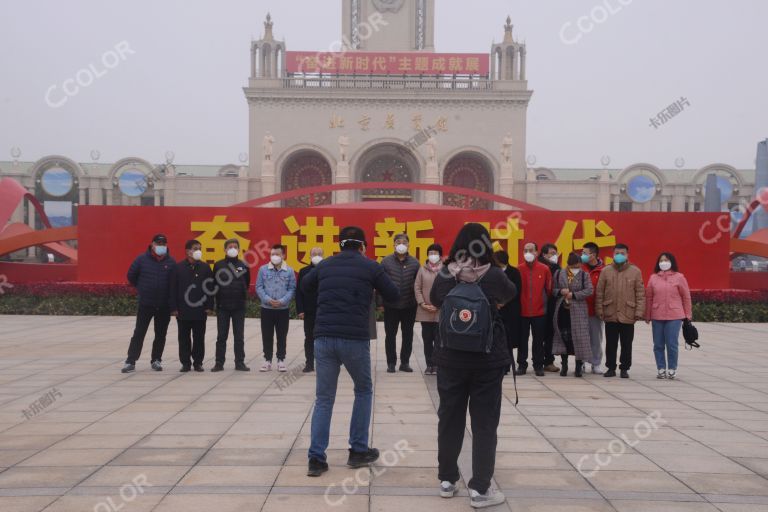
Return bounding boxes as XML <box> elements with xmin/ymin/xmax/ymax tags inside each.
<box><xmin>0</xmin><ymin>284</ymin><xmax>765</xmax><ymax>322</ymax></box>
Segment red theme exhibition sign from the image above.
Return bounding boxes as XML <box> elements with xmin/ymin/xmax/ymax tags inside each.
<box><xmin>286</xmin><ymin>51</ymin><xmax>490</xmax><ymax>76</ymax></box>
<box><xmin>78</xmin><ymin>206</ymin><xmax>729</xmax><ymax>289</ymax></box>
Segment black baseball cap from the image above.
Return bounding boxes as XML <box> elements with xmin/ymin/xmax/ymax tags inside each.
<box><xmin>152</xmin><ymin>234</ymin><xmax>168</xmax><ymax>244</ymax></box>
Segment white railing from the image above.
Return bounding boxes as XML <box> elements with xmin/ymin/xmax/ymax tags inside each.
<box><xmin>280</xmin><ymin>76</ymin><xmax>495</xmax><ymax>91</ymax></box>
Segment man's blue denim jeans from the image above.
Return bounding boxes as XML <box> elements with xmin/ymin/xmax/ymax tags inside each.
<box><xmin>308</xmin><ymin>337</ymin><xmax>372</xmax><ymax>462</ymax></box>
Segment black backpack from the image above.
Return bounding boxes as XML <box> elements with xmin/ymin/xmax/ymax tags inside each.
<box><xmin>439</xmin><ymin>277</ymin><xmax>494</xmax><ymax>353</ymax></box>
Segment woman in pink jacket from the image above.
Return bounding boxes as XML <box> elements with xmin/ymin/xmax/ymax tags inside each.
<box><xmin>644</xmin><ymin>253</ymin><xmax>692</xmax><ymax>380</ymax></box>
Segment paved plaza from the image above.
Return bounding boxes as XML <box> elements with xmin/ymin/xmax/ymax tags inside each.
<box><xmin>0</xmin><ymin>316</ymin><xmax>767</xmax><ymax>511</ymax></box>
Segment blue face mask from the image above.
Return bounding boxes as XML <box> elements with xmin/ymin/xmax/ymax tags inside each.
<box><xmin>581</xmin><ymin>253</ymin><xmax>590</xmax><ymax>264</ymax></box>
<box><xmin>154</xmin><ymin>245</ymin><xmax>168</xmax><ymax>256</ymax></box>
<box><xmin>613</xmin><ymin>253</ymin><xmax>627</xmax><ymax>264</ymax></box>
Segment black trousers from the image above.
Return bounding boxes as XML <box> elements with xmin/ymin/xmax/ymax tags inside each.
<box><xmin>216</xmin><ymin>308</ymin><xmax>246</xmax><ymax>365</ymax></box>
<box><xmin>303</xmin><ymin>313</ymin><xmax>316</xmax><ymax>367</ymax></box>
<box><xmin>421</xmin><ymin>321</ymin><xmax>438</xmax><ymax>367</ymax></box>
<box><xmin>517</xmin><ymin>315</ymin><xmax>546</xmax><ymax>370</ymax></box>
<box><xmin>384</xmin><ymin>306</ymin><xmax>417</xmax><ymax>366</ymax></box>
<box><xmin>261</xmin><ymin>308</ymin><xmax>289</xmax><ymax>361</ymax></box>
<box><xmin>126</xmin><ymin>304</ymin><xmax>170</xmax><ymax>364</ymax></box>
<box><xmin>178</xmin><ymin>317</ymin><xmax>206</xmax><ymax>367</ymax></box>
<box><xmin>437</xmin><ymin>365</ymin><xmax>504</xmax><ymax>495</ymax></box>
<box><xmin>605</xmin><ymin>322</ymin><xmax>635</xmax><ymax>371</ymax></box>
<box><xmin>543</xmin><ymin>297</ymin><xmax>557</xmax><ymax>365</ymax></box>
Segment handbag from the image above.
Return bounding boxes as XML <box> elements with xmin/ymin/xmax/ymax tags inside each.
<box><xmin>682</xmin><ymin>319</ymin><xmax>700</xmax><ymax>349</ymax></box>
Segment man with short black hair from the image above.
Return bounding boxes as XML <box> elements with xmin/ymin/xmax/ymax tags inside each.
<box><xmin>581</xmin><ymin>242</ymin><xmax>606</xmax><ymax>374</ymax></box>
<box><xmin>212</xmin><ymin>238</ymin><xmax>251</xmax><ymax>372</ymax></box>
<box><xmin>297</xmin><ymin>247</ymin><xmax>324</xmax><ymax>373</ymax></box>
<box><xmin>379</xmin><ymin>233</ymin><xmax>420</xmax><ymax>373</ymax></box>
<box><xmin>302</xmin><ymin>226</ymin><xmax>398</xmax><ymax>477</ymax></box>
<box><xmin>256</xmin><ymin>244</ymin><xmax>296</xmax><ymax>372</ymax></box>
<box><xmin>538</xmin><ymin>243</ymin><xmax>561</xmax><ymax>373</ymax></box>
<box><xmin>122</xmin><ymin>234</ymin><xmax>175</xmax><ymax>373</ymax></box>
<box><xmin>596</xmin><ymin>243</ymin><xmax>645</xmax><ymax>378</ymax></box>
<box><xmin>170</xmin><ymin>239</ymin><xmax>214</xmax><ymax>372</ymax></box>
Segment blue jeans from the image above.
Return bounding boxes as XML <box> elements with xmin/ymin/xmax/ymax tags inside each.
<box><xmin>309</xmin><ymin>337</ymin><xmax>372</xmax><ymax>462</ymax></box>
<box><xmin>652</xmin><ymin>320</ymin><xmax>682</xmax><ymax>370</ymax></box>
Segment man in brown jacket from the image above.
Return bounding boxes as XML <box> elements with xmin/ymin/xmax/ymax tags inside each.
<box><xmin>595</xmin><ymin>243</ymin><xmax>645</xmax><ymax>378</ymax></box>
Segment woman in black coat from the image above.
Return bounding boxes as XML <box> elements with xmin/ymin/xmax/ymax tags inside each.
<box><xmin>429</xmin><ymin>223</ymin><xmax>517</xmax><ymax>508</ymax></box>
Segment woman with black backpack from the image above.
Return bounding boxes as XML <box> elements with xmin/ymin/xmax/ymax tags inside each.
<box><xmin>552</xmin><ymin>252</ymin><xmax>594</xmax><ymax>377</ymax></box>
<box><xmin>429</xmin><ymin>223</ymin><xmax>517</xmax><ymax>509</ymax></box>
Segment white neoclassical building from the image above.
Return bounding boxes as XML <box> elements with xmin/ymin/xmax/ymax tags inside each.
<box><xmin>0</xmin><ymin>0</ymin><xmax>758</xmax><ymax>232</ymax></box>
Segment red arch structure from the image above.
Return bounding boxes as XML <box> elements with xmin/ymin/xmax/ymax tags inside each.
<box><xmin>730</xmin><ymin>197</ymin><xmax>768</xmax><ymax>259</ymax></box>
<box><xmin>233</xmin><ymin>182</ymin><xmax>548</xmax><ymax>210</ymax></box>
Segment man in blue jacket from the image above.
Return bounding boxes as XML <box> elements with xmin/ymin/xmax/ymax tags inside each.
<box><xmin>301</xmin><ymin>226</ymin><xmax>399</xmax><ymax>477</ymax></box>
<box><xmin>122</xmin><ymin>234</ymin><xmax>176</xmax><ymax>373</ymax></box>
<box><xmin>256</xmin><ymin>244</ymin><xmax>296</xmax><ymax>373</ymax></box>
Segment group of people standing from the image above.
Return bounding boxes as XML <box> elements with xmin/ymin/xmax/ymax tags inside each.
<box><xmin>120</xmin><ymin>224</ymin><xmax>695</xmax><ymax>509</ymax></box>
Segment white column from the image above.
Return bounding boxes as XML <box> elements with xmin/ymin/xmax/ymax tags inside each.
<box><xmin>336</xmin><ymin>161</ymin><xmax>351</xmax><ymax>204</ymax></box>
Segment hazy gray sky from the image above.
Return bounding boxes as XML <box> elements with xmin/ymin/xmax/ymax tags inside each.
<box><xmin>1</xmin><ymin>0</ymin><xmax>766</xmax><ymax>169</ymax></box>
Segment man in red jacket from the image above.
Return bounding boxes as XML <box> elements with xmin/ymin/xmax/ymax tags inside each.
<box><xmin>582</xmin><ymin>242</ymin><xmax>606</xmax><ymax>374</ymax></box>
<box><xmin>517</xmin><ymin>242</ymin><xmax>553</xmax><ymax>377</ymax></box>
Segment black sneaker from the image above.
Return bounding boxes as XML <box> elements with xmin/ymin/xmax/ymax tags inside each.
<box><xmin>151</xmin><ymin>360</ymin><xmax>163</xmax><ymax>372</ymax></box>
<box><xmin>620</xmin><ymin>370</ymin><xmax>629</xmax><ymax>379</ymax></box>
<box><xmin>303</xmin><ymin>365</ymin><xmax>314</xmax><ymax>373</ymax></box>
<box><xmin>235</xmin><ymin>362</ymin><xmax>251</xmax><ymax>372</ymax></box>
<box><xmin>211</xmin><ymin>363</ymin><xmax>224</xmax><ymax>372</ymax></box>
<box><xmin>534</xmin><ymin>368</ymin><xmax>545</xmax><ymax>377</ymax></box>
<box><xmin>347</xmin><ymin>448</ymin><xmax>379</xmax><ymax>468</ymax></box>
<box><xmin>180</xmin><ymin>365</ymin><xmax>191</xmax><ymax>373</ymax></box>
<box><xmin>193</xmin><ymin>364</ymin><xmax>204</xmax><ymax>372</ymax></box>
<box><xmin>307</xmin><ymin>457</ymin><xmax>329</xmax><ymax>477</ymax></box>
<box><xmin>399</xmin><ymin>363</ymin><xmax>414</xmax><ymax>373</ymax></box>
<box><xmin>604</xmin><ymin>369</ymin><xmax>616</xmax><ymax>378</ymax></box>
<box><xmin>387</xmin><ymin>364</ymin><xmax>396</xmax><ymax>373</ymax></box>
<box><xmin>121</xmin><ymin>363</ymin><xmax>135</xmax><ymax>374</ymax></box>
<box><xmin>516</xmin><ymin>366</ymin><xmax>526</xmax><ymax>375</ymax></box>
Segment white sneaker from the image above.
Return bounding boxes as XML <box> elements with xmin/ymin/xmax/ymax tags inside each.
<box><xmin>591</xmin><ymin>364</ymin><xmax>604</xmax><ymax>375</ymax></box>
<box><xmin>440</xmin><ymin>481</ymin><xmax>458</xmax><ymax>498</ymax></box>
<box><xmin>260</xmin><ymin>360</ymin><xmax>272</xmax><ymax>372</ymax></box>
<box><xmin>277</xmin><ymin>359</ymin><xmax>287</xmax><ymax>372</ymax></box>
<box><xmin>668</xmin><ymin>369</ymin><xmax>676</xmax><ymax>380</ymax></box>
<box><xmin>657</xmin><ymin>369</ymin><xmax>667</xmax><ymax>379</ymax></box>
<box><xmin>469</xmin><ymin>488</ymin><xmax>505</xmax><ymax>508</ymax></box>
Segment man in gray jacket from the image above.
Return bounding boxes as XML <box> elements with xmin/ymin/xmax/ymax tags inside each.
<box><xmin>378</xmin><ymin>233</ymin><xmax>420</xmax><ymax>373</ymax></box>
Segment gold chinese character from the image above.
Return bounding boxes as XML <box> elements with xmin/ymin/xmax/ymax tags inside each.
<box><xmin>355</xmin><ymin>56</ymin><xmax>370</xmax><ymax>71</ymax></box>
<box><xmin>190</xmin><ymin>216</ymin><xmax>251</xmax><ymax>266</ymax></box>
<box><xmin>282</xmin><ymin>216</ymin><xmax>340</xmax><ymax>269</ymax></box>
<box><xmin>466</xmin><ymin>57</ymin><xmax>480</xmax><ymax>73</ymax></box>
<box><xmin>372</xmin><ymin>56</ymin><xmax>387</xmax><ymax>72</ymax></box>
<box><xmin>414</xmin><ymin>57</ymin><xmax>429</xmax><ymax>72</ymax></box>
<box><xmin>398</xmin><ymin>56</ymin><xmax>413</xmax><ymax>72</ymax></box>
<box><xmin>448</xmin><ymin>57</ymin><xmax>464</xmax><ymax>72</ymax></box>
<box><xmin>330</xmin><ymin>113</ymin><xmax>345</xmax><ymax>129</ymax></box>
<box><xmin>478</xmin><ymin>215</ymin><xmax>526</xmax><ymax>265</ymax></box>
<box><xmin>374</xmin><ymin>217</ymin><xmax>435</xmax><ymax>263</ymax></box>
<box><xmin>554</xmin><ymin>219</ymin><xmax>617</xmax><ymax>266</ymax></box>
<box><xmin>432</xmin><ymin>58</ymin><xmax>446</xmax><ymax>72</ymax></box>
<box><xmin>359</xmin><ymin>114</ymin><xmax>371</xmax><ymax>131</ymax></box>
<box><xmin>385</xmin><ymin>113</ymin><xmax>395</xmax><ymax>130</ymax></box>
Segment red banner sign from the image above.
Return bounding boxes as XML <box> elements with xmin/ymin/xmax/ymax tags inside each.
<box><xmin>78</xmin><ymin>207</ymin><xmax>729</xmax><ymax>289</ymax></box>
<box><xmin>286</xmin><ymin>51</ymin><xmax>490</xmax><ymax>75</ymax></box>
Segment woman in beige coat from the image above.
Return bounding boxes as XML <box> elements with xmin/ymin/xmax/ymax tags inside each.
<box><xmin>414</xmin><ymin>243</ymin><xmax>443</xmax><ymax>375</ymax></box>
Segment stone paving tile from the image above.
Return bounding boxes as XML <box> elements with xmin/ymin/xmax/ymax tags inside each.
<box><xmin>0</xmin><ymin>316</ymin><xmax>766</xmax><ymax>511</ymax></box>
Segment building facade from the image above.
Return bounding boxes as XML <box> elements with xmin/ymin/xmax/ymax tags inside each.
<box><xmin>0</xmin><ymin>0</ymin><xmax>758</xmax><ymax>235</ymax></box>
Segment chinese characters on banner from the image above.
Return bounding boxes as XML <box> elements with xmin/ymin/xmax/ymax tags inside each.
<box><xmin>78</xmin><ymin>207</ymin><xmax>731</xmax><ymax>290</ymax></box>
<box><xmin>287</xmin><ymin>51</ymin><xmax>490</xmax><ymax>76</ymax></box>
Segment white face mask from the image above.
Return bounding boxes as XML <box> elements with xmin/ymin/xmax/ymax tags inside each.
<box><xmin>311</xmin><ymin>255</ymin><xmax>323</xmax><ymax>266</ymax></box>
<box><xmin>570</xmin><ymin>268</ymin><xmax>581</xmax><ymax>276</ymax></box>
<box><xmin>154</xmin><ymin>245</ymin><xmax>167</xmax><ymax>256</ymax></box>
<box><xmin>549</xmin><ymin>254</ymin><xmax>559</xmax><ymax>264</ymax></box>
<box><xmin>395</xmin><ymin>244</ymin><xmax>408</xmax><ymax>255</ymax></box>
<box><xmin>428</xmin><ymin>254</ymin><xmax>441</xmax><ymax>264</ymax></box>
<box><xmin>271</xmin><ymin>255</ymin><xmax>283</xmax><ymax>266</ymax></box>
<box><xmin>192</xmin><ymin>250</ymin><xmax>203</xmax><ymax>261</ymax></box>
<box><xmin>659</xmin><ymin>261</ymin><xmax>672</xmax><ymax>271</ymax></box>
<box><xmin>226</xmin><ymin>248</ymin><xmax>239</xmax><ymax>259</ymax></box>
<box><xmin>524</xmin><ymin>252</ymin><xmax>536</xmax><ymax>263</ymax></box>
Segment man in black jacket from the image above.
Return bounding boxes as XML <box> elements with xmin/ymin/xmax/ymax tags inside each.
<box><xmin>170</xmin><ymin>239</ymin><xmax>214</xmax><ymax>373</ymax></box>
<box><xmin>122</xmin><ymin>234</ymin><xmax>176</xmax><ymax>373</ymax></box>
<box><xmin>212</xmin><ymin>238</ymin><xmax>251</xmax><ymax>372</ymax></box>
<box><xmin>296</xmin><ymin>247</ymin><xmax>323</xmax><ymax>373</ymax></box>
<box><xmin>302</xmin><ymin>226</ymin><xmax>398</xmax><ymax>478</ymax></box>
<box><xmin>494</xmin><ymin>251</ymin><xmax>523</xmax><ymax>375</ymax></box>
<box><xmin>378</xmin><ymin>233</ymin><xmax>420</xmax><ymax>373</ymax></box>
<box><xmin>539</xmin><ymin>243</ymin><xmax>561</xmax><ymax>373</ymax></box>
